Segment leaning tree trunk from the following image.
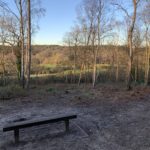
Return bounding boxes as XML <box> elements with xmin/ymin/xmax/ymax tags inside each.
<box><xmin>26</xmin><ymin>0</ymin><xmax>31</xmax><ymax>89</ymax></box>
<box><xmin>126</xmin><ymin>0</ymin><xmax>137</xmax><ymax>90</ymax></box>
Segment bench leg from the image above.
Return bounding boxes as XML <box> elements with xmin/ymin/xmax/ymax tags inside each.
<box><xmin>14</xmin><ymin>129</ymin><xmax>19</xmax><ymax>143</ymax></box>
<box><xmin>65</xmin><ymin>120</ymin><xmax>69</xmax><ymax>132</ymax></box>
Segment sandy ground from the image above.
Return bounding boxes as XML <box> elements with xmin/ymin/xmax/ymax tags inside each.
<box><xmin>0</xmin><ymin>84</ymin><xmax>150</xmax><ymax>150</ymax></box>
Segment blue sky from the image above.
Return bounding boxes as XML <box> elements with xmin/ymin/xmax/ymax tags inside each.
<box><xmin>33</xmin><ymin>0</ymin><xmax>82</xmax><ymax>45</ymax></box>
<box><xmin>4</xmin><ymin>0</ymin><xmax>142</xmax><ymax>45</ymax></box>
<box><xmin>5</xmin><ymin>0</ymin><xmax>82</xmax><ymax>45</ymax></box>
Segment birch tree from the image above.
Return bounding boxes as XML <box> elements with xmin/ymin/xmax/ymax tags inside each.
<box><xmin>112</xmin><ymin>0</ymin><xmax>140</xmax><ymax>90</ymax></box>
<box><xmin>141</xmin><ymin>2</ymin><xmax>150</xmax><ymax>85</ymax></box>
<box><xmin>25</xmin><ymin>0</ymin><xmax>31</xmax><ymax>88</ymax></box>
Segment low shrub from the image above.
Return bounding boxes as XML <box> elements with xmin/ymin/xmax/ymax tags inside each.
<box><xmin>0</xmin><ymin>85</ymin><xmax>27</xmax><ymax>100</ymax></box>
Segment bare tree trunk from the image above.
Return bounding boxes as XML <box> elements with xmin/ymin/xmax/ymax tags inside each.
<box><xmin>127</xmin><ymin>34</ymin><xmax>133</xmax><ymax>90</ymax></box>
<box><xmin>92</xmin><ymin>29</ymin><xmax>97</xmax><ymax>87</ymax></box>
<box><xmin>134</xmin><ymin>54</ymin><xmax>138</xmax><ymax>83</ymax></box>
<box><xmin>115</xmin><ymin>47</ymin><xmax>119</xmax><ymax>82</ymax></box>
<box><xmin>92</xmin><ymin>50</ymin><xmax>97</xmax><ymax>87</ymax></box>
<box><xmin>26</xmin><ymin>0</ymin><xmax>31</xmax><ymax>89</ymax></box>
<box><xmin>1</xmin><ymin>50</ymin><xmax>6</xmax><ymax>86</ymax></box>
<box><xmin>78</xmin><ymin>63</ymin><xmax>84</xmax><ymax>86</ymax></box>
<box><xmin>19</xmin><ymin>0</ymin><xmax>25</xmax><ymax>88</ymax></box>
<box><xmin>144</xmin><ymin>27</ymin><xmax>150</xmax><ymax>85</ymax></box>
<box><xmin>92</xmin><ymin>0</ymin><xmax>102</xmax><ymax>88</ymax></box>
<box><xmin>73</xmin><ymin>45</ymin><xmax>77</xmax><ymax>83</ymax></box>
<box><xmin>126</xmin><ymin>0</ymin><xmax>138</xmax><ymax>90</ymax></box>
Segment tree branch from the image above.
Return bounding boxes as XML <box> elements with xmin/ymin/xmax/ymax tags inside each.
<box><xmin>111</xmin><ymin>2</ymin><xmax>131</xmax><ymax>18</ymax></box>
<box><xmin>0</xmin><ymin>1</ymin><xmax>19</xmax><ymax>20</ymax></box>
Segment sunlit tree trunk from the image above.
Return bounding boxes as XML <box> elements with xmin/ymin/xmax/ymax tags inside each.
<box><xmin>92</xmin><ymin>33</ymin><xmax>96</xmax><ymax>87</ymax></box>
<box><xmin>134</xmin><ymin>54</ymin><xmax>139</xmax><ymax>83</ymax></box>
<box><xmin>73</xmin><ymin>40</ymin><xmax>77</xmax><ymax>83</ymax></box>
<box><xmin>126</xmin><ymin>0</ymin><xmax>138</xmax><ymax>90</ymax></box>
<box><xmin>78</xmin><ymin>63</ymin><xmax>84</xmax><ymax>86</ymax></box>
<box><xmin>144</xmin><ymin>26</ymin><xmax>150</xmax><ymax>85</ymax></box>
<box><xmin>92</xmin><ymin>0</ymin><xmax>102</xmax><ymax>88</ymax></box>
<box><xmin>19</xmin><ymin>0</ymin><xmax>25</xmax><ymax>88</ymax></box>
<box><xmin>92</xmin><ymin>51</ymin><xmax>97</xmax><ymax>87</ymax></box>
<box><xmin>115</xmin><ymin>46</ymin><xmax>119</xmax><ymax>82</ymax></box>
<box><xmin>1</xmin><ymin>49</ymin><xmax>6</xmax><ymax>86</ymax></box>
<box><xmin>26</xmin><ymin>0</ymin><xmax>31</xmax><ymax>89</ymax></box>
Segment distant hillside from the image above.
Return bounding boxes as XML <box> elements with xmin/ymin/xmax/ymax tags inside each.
<box><xmin>0</xmin><ymin>45</ymin><xmax>146</xmax><ymax>82</ymax></box>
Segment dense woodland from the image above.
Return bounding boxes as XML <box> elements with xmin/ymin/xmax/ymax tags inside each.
<box><xmin>0</xmin><ymin>0</ymin><xmax>150</xmax><ymax>90</ymax></box>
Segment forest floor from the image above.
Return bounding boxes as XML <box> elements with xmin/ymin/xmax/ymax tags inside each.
<box><xmin>0</xmin><ymin>83</ymin><xmax>150</xmax><ymax>150</ymax></box>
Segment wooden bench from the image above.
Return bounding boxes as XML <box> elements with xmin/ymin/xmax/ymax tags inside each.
<box><xmin>3</xmin><ymin>114</ymin><xmax>77</xmax><ymax>143</ymax></box>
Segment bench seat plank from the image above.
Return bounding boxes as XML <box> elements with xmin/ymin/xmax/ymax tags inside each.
<box><xmin>3</xmin><ymin>114</ymin><xmax>77</xmax><ymax>132</ymax></box>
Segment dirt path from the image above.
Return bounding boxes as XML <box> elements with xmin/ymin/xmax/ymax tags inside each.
<box><xmin>0</xmin><ymin>84</ymin><xmax>150</xmax><ymax>150</ymax></box>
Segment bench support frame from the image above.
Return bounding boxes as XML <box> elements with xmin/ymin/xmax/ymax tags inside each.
<box><xmin>3</xmin><ymin>114</ymin><xmax>77</xmax><ymax>144</ymax></box>
<box><xmin>14</xmin><ymin>129</ymin><xmax>19</xmax><ymax>143</ymax></box>
<box><xmin>65</xmin><ymin>119</ymin><xmax>69</xmax><ymax>132</ymax></box>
